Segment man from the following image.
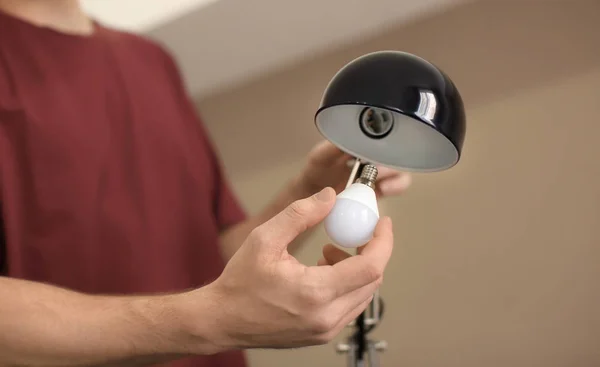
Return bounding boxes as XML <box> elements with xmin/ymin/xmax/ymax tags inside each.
<box><xmin>0</xmin><ymin>1</ymin><xmax>412</xmax><ymax>366</ymax></box>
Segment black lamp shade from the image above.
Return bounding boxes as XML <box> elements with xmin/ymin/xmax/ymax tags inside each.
<box><xmin>315</xmin><ymin>51</ymin><xmax>466</xmax><ymax>172</ymax></box>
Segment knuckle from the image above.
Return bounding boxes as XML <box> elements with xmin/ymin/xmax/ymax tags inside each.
<box><xmin>375</xmin><ymin>275</ymin><xmax>384</xmax><ymax>288</ymax></box>
<box><xmin>313</xmin><ymin>331</ymin><xmax>335</xmax><ymax>345</ymax></box>
<box><xmin>301</xmin><ymin>282</ymin><xmax>333</xmax><ymax>306</ymax></box>
<box><xmin>249</xmin><ymin>227</ymin><xmax>270</xmax><ymax>246</ymax></box>
<box><xmin>287</xmin><ymin>200</ymin><xmax>308</xmax><ymax>219</ymax></box>
<box><xmin>309</xmin><ymin>312</ymin><xmax>337</xmax><ymax>334</ymax></box>
<box><xmin>363</xmin><ymin>264</ymin><xmax>383</xmax><ymax>282</ymax></box>
<box><xmin>281</xmin><ymin>200</ymin><xmax>310</xmax><ymax>233</ymax></box>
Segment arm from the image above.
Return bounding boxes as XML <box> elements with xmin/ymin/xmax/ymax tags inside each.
<box><xmin>0</xmin><ymin>276</ymin><xmax>219</xmax><ymax>367</ymax></box>
<box><xmin>0</xmin><ymin>191</ymin><xmax>392</xmax><ymax>367</ymax></box>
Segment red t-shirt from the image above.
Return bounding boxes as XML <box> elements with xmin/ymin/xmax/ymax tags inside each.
<box><xmin>0</xmin><ymin>11</ymin><xmax>248</xmax><ymax>367</ymax></box>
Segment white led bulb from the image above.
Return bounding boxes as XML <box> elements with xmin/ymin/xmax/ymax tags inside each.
<box><xmin>324</xmin><ymin>165</ymin><xmax>379</xmax><ymax>248</ymax></box>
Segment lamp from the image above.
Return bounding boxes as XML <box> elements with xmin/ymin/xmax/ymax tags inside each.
<box><xmin>314</xmin><ymin>51</ymin><xmax>466</xmax><ymax>366</ymax></box>
<box><xmin>316</xmin><ymin>50</ymin><xmax>465</xmax><ymax>172</ymax></box>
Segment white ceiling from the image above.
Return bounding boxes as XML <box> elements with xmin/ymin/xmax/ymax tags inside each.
<box><xmin>83</xmin><ymin>0</ymin><xmax>468</xmax><ymax>99</ymax></box>
<box><xmin>81</xmin><ymin>0</ymin><xmax>220</xmax><ymax>32</ymax></box>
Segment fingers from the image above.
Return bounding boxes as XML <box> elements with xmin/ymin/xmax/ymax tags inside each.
<box><xmin>328</xmin><ymin>216</ymin><xmax>394</xmax><ymax>295</ymax></box>
<box><xmin>255</xmin><ymin>187</ymin><xmax>336</xmax><ymax>253</ymax></box>
<box><xmin>376</xmin><ymin>165</ymin><xmax>400</xmax><ymax>180</ymax></box>
<box><xmin>335</xmin><ymin>295</ymin><xmax>374</xmax><ymax>333</ymax></box>
<box><xmin>308</xmin><ymin>221</ymin><xmax>391</xmax><ymax>344</ymax></box>
<box><xmin>318</xmin><ymin>292</ymin><xmax>375</xmax><ymax>342</ymax></box>
<box><xmin>319</xmin><ymin>244</ymin><xmax>351</xmax><ymax>266</ymax></box>
<box><xmin>378</xmin><ymin>172</ymin><xmax>412</xmax><ymax>196</ymax></box>
<box><xmin>371</xmin><ymin>166</ymin><xmax>412</xmax><ymax>197</ymax></box>
<box><xmin>333</xmin><ymin>276</ymin><xmax>380</xmax><ymax>316</ymax></box>
<box><xmin>317</xmin><ymin>257</ymin><xmax>329</xmax><ymax>266</ymax></box>
<box><xmin>309</xmin><ymin>140</ymin><xmax>350</xmax><ymax>166</ymax></box>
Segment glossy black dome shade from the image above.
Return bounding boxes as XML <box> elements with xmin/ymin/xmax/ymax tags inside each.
<box><xmin>315</xmin><ymin>51</ymin><xmax>466</xmax><ymax>172</ymax></box>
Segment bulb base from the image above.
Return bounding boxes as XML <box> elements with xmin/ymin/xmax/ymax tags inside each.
<box><xmin>355</xmin><ymin>164</ymin><xmax>378</xmax><ymax>189</ymax></box>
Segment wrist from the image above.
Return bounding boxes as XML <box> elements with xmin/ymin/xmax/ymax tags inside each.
<box><xmin>122</xmin><ymin>294</ymin><xmax>192</xmax><ymax>357</ymax></box>
<box><xmin>168</xmin><ymin>283</ymin><xmax>235</xmax><ymax>355</ymax></box>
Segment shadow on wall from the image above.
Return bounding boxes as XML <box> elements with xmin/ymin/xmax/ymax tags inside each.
<box><xmin>197</xmin><ymin>0</ymin><xmax>600</xmax><ymax>179</ymax></box>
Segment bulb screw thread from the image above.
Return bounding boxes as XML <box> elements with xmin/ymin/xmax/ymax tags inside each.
<box><xmin>355</xmin><ymin>164</ymin><xmax>378</xmax><ymax>189</ymax></box>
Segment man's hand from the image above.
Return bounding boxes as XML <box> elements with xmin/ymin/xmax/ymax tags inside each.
<box><xmin>196</xmin><ymin>187</ymin><xmax>394</xmax><ymax>350</ymax></box>
<box><xmin>299</xmin><ymin>140</ymin><xmax>412</xmax><ymax>197</ymax></box>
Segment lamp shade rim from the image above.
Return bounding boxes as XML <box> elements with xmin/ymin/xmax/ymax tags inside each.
<box><xmin>314</xmin><ymin>102</ymin><xmax>462</xmax><ymax>172</ymax></box>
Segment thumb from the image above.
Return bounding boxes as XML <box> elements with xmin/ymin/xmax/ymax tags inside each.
<box><xmin>256</xmin><ymin>187</ymin><xmax>336</xmax><ymax>253</ymax></box>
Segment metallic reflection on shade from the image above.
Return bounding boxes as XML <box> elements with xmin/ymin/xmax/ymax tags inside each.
<box><xmin>416</xmin><ymin>90</ymin><xmax>437</xmax><ymax>125</ymax></box>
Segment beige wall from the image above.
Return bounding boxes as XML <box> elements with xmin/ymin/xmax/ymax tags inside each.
<box><xmin>196</xmin><ymin>1</ymin><xmax>600</xmax><ymax>366</ymax></box>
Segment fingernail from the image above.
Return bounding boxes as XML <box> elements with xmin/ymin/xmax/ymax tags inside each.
<box><xmin>315</xmin><ymin>187</ymin><xmax>334</xmax><ymax>201</ymax></box>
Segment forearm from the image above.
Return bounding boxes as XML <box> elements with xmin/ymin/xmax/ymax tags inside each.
<box><xmin>219</xmin><ymin>175</ymin><xmax>317</xmax><ymax>261</ymax></box>
<box><xmin>0</xmin><ymin>276</ymin><xmax>220</xmax><ymax>367</ymax></box>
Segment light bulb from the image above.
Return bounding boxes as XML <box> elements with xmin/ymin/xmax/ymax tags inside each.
<box><xmin>325</xmin><ymin>165</ymin><xmax>379</xmax><ymax>248</ymax></box>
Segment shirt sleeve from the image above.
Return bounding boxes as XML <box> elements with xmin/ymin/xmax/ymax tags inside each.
<box><xmin>155</xmin><ymin>43</ymin><xmax>247</xmax><ymax>231</ymax></box>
